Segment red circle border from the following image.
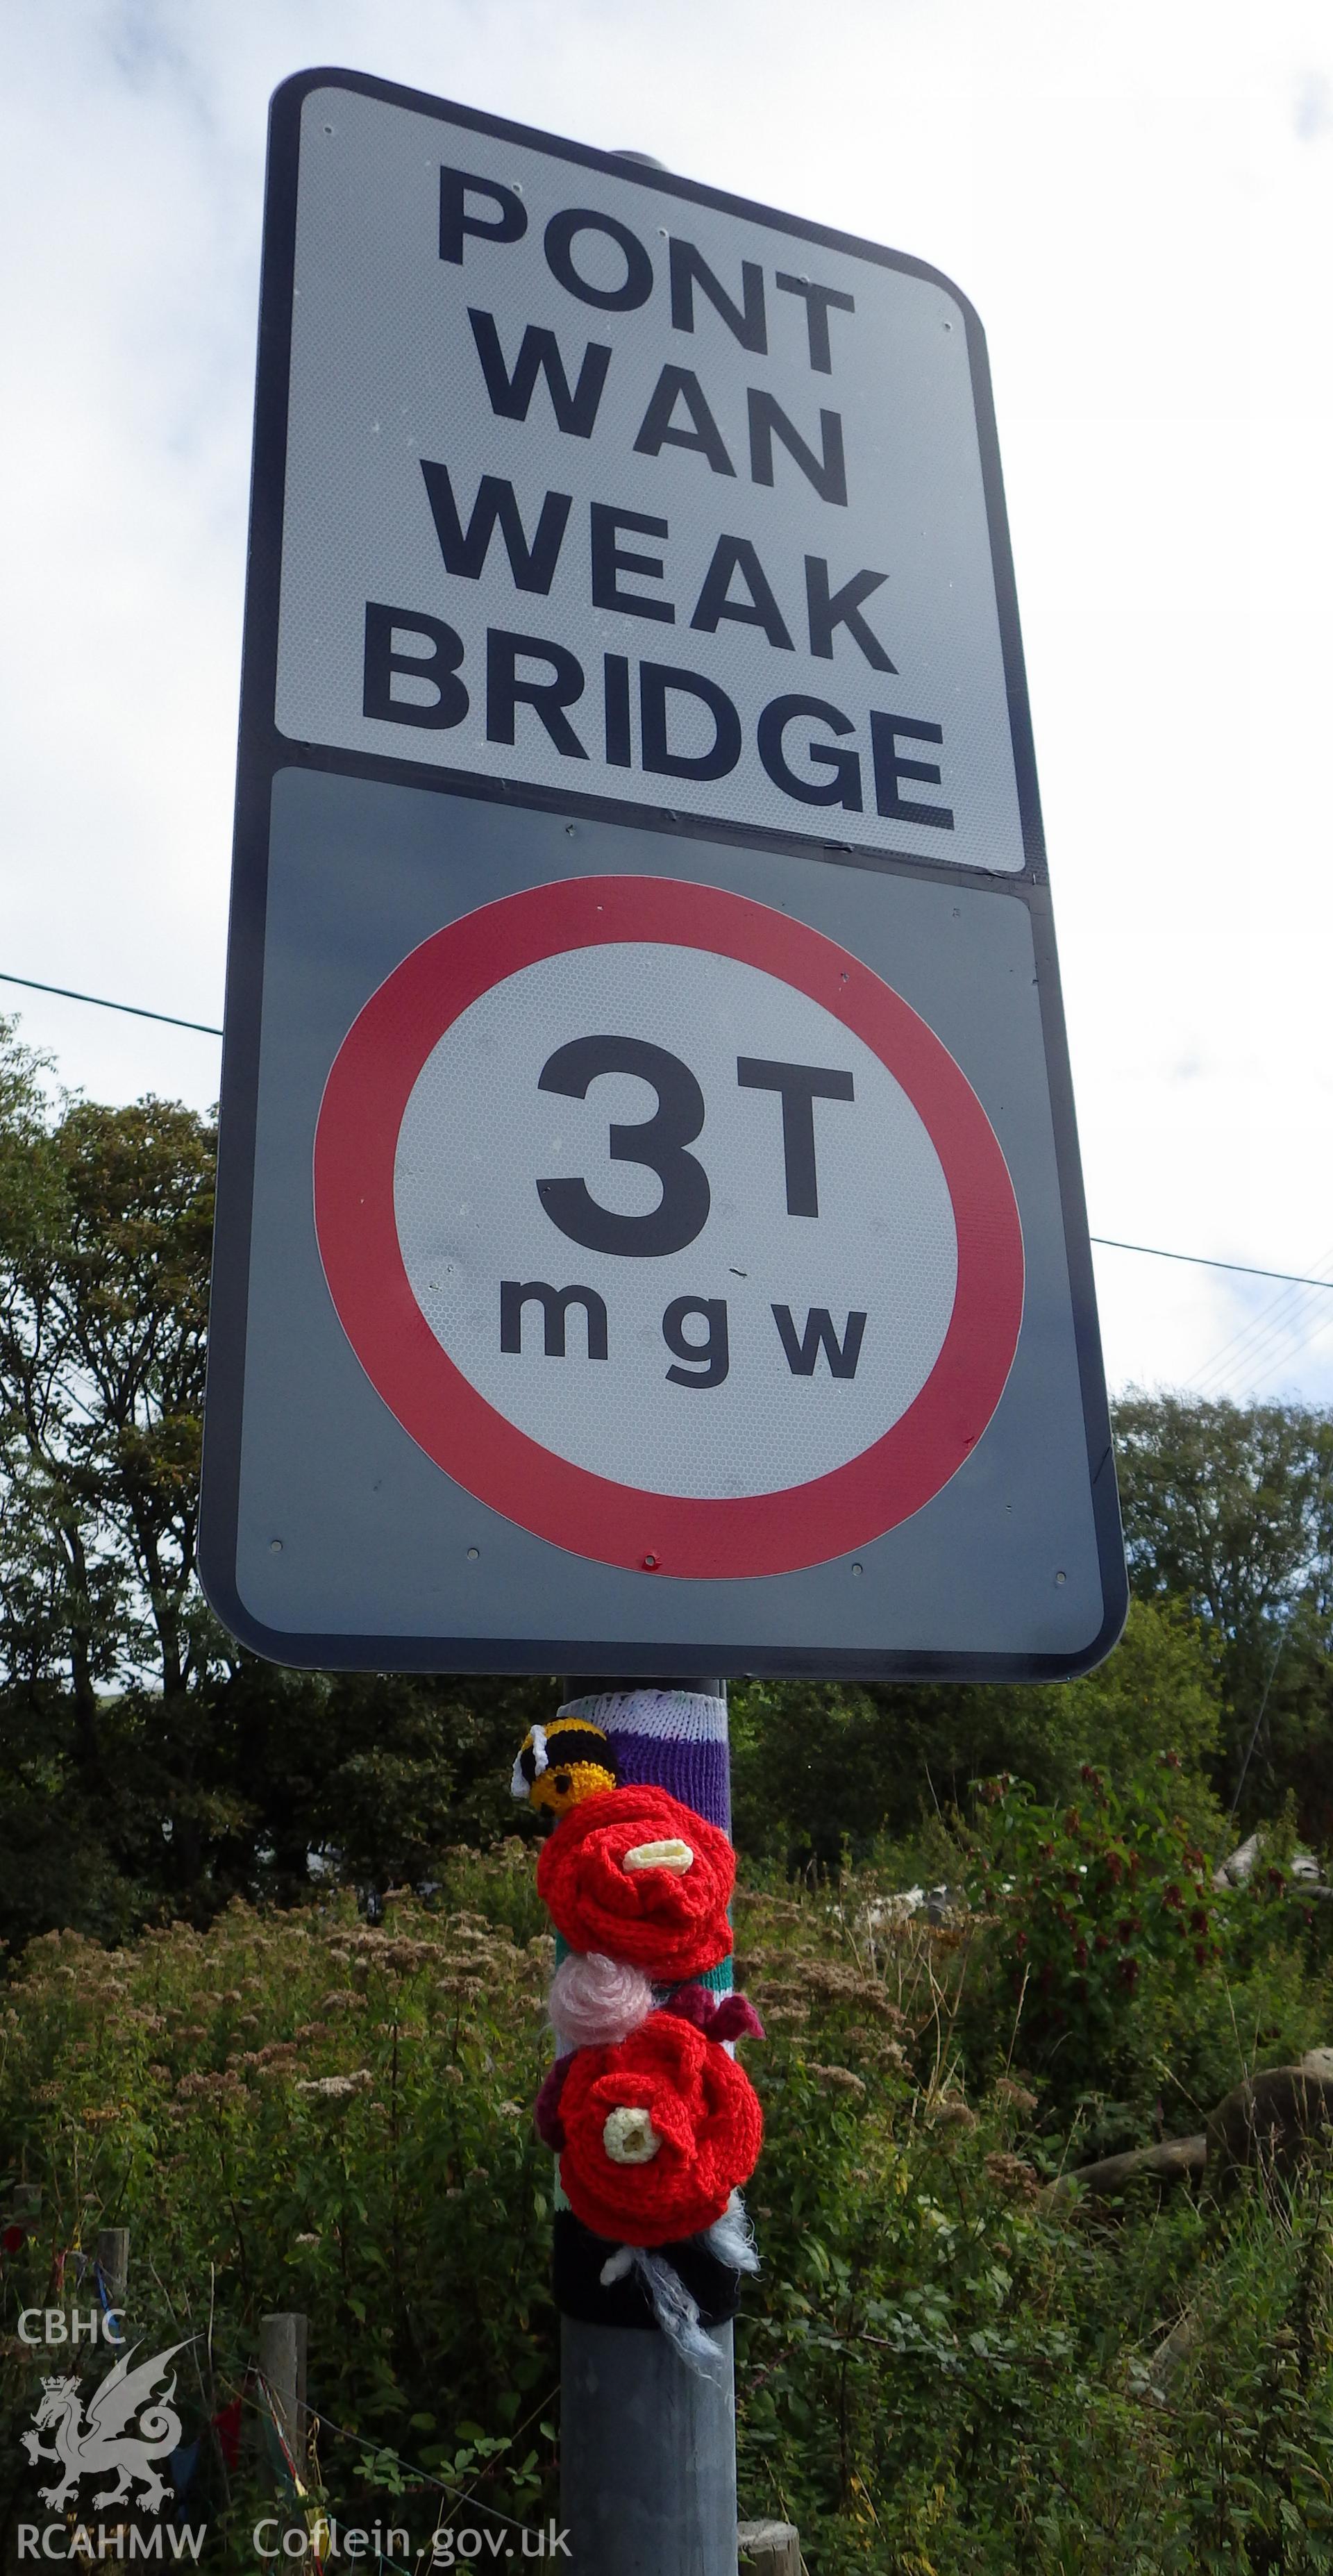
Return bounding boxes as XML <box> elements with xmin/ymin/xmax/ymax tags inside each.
<box><xmin>312</xmin><ymin>876</ymin><xmax>1024</xmax><ymax>1578</ymax></box>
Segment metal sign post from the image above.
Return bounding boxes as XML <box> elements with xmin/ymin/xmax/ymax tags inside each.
<box><xmin>555</xmin><ymin>1676</ymin><xmax>737</xmax><ymax>2576</ymax></box>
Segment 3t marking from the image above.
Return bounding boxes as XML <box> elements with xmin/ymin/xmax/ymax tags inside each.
<box><xmin>504</xmin><ymin>1039</ymin><xmax>866</xmax><ymax>1385</ymax></box>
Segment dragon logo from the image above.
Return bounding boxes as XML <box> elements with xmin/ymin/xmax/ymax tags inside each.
<box><xmin>22</xmin><ymin>2340</ymin><xmax>189</xmax><ymax>2514</ymax></box>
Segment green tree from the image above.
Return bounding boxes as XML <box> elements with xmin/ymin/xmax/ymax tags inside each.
<box><xmin>1113</xmin><ymin>1390</ymin><xmax>1333</xmax><ymax>1832</ymax></box>
<box><xmin>0</xmin><ymin>1021</ymin><xmax>546</xmax><ymax>1942</ymax></box>
<box><xmin>0</xmin><ymin>1022</ymin><xmax>228</xmax><ymax>1920</ymax></box>
<box><xmin>731</xmin><ymin>1596</ymin><xmax>1225</xmax><ymax>1869</ymax></box>
<box><xmin>6</xmin><ymin>1017</ymin><xmax>1331</xmax><ymax>1939</ymax></box>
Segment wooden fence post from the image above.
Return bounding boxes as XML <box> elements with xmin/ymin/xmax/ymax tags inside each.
<box><xmin>738</xmin><ymin>2520</ymin><xmax>802</xmax><ymax>2575</ymax></box>
<box><xmin>95</xmin><ymin>2228</ymin><xmax>130</xmax><ymax>2308</ymax></box>
<box><xmin>259</xmin><ymin>2311</ymin><xmax>310</xmax><ymax>2479</ymax></box>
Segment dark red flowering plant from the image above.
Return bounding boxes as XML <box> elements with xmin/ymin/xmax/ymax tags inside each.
<box><xmin>960</xmin><ymin>1759</ymin><xmax>1223</xmax><ymax>2101</ymax></box>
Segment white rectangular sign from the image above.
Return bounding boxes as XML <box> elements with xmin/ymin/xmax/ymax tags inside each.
<box><xmin>200</xmin><ymin>73</ymin><xmax>1125</xmax><ymax>1682</ymax></box>
<box><xmin>274</xmin><ymin>81</ymin><xmax>1034</xmax><ymax>875</ymax></box>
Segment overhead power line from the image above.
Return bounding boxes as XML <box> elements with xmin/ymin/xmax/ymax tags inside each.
<box><xmin>1089</xmin><ymin>1238</ymin><xmax>1333</xmax><ymax>1294</ymax></box>
<box><xmin>1191</xmin><ymin>1237</ymin><xmax>1333</xmax><ymax>1400</ymax></box>
<box><xmin>5</xmin><ymin>964</ymin><xmax>1332</xmax><ymax>1302</ymax></box>
<box><xmin>0</xmin><ymin>969</ymin><xmax>223</xmax><ymax>1038</ymax></box>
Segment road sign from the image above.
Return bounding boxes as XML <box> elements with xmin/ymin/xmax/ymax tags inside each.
<box><xmin>199</xmin><ymin>69</ymin><xmax>1127</xmax><ymax>1679</ymax></box>
<box><xmin>313</xmin><ymin>872</ymin><xmax>1025</xmax><ymax>1578</ymax></box>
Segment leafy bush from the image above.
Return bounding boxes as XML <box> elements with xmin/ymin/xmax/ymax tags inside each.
<box><xmin>0</xmin><ymin>1855</ymin><xmax>557</xmax><ymax>2561</ymax></box>
<box><xmin>1</xmin><ymin>1823</ymin><xmax>1333</xmax><ymax>2568</ymax></box>
<box><xmin>956</xmin><ymin>1759</ymin><xmax>1226</xmax><ymax>2114</ymax></box>
<box><xmin>948</xmin><ymin>1763</ymin><xmax>1333</xmax><ymax>2146</ymax></box>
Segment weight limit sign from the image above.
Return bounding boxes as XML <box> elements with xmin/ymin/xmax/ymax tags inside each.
<box><xmin>313</xmin><ymin>874</ymin><xmax>1023</xmax><ymax>1578</ymax></box>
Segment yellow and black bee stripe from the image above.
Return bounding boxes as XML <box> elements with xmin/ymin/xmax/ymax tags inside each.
<box><xmin>510</xmin><ymin>1715</ymin><xmax>618</xmax><ymax>1818</ymax></box>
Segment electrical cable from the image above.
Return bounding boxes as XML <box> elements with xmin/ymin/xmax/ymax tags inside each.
<box><xmin>1090</xmin><ymin>1237</ymin><xmax>1333</xmax><ymax>1294</ymax></box>
<box><xmin>1194</xmin><ymin>1289</ymin><xmax>1316</xmax><ymax>1400</ymax></box>
<box><xmin>1191</xmin><ymin>1242</ymin><xmax>1333</xmax><ymax>1399</ymax></box>
<box><xmin>6</xmin><ymin>962</ymin><xmax>1332</xmax><ymax>1309</ymax></box>
<box><xmin>1199</xmin><ymin>1295</ymin><xmax>1333</xmax><ymax>1405</ymax></box>
<box><xmin>1230</xmin><ymin>1631</ymin><xmax>1289</xmax><ymax>1816</ymax></box>
<box><xmin>0</xmin><ymin>969</ymin><xmax>222</xmax><ymax>1037</ymax></box>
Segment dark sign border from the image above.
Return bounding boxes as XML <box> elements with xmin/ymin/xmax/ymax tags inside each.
<box><xmin>199</xmin><ymin>66</ymin><xmax>1127</xmax><ymax>1680</ymax></box>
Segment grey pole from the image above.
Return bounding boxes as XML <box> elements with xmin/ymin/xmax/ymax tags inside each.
<box><xmin>562</xmin><ymin>2316</ymin><xmax>737</xmax><ymax>2574</ymax></box>
<box><xmin>555</xmin><ymin>1678</ymin><xmax>739</xmax><ymax>2576</ymax></box>
<box><xmin>555</xmin><ymin>146</ymin><xmax>742</xmax><ymax>2576</ymax></box>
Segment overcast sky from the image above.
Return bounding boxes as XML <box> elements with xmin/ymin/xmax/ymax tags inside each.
<box><xmin>4</xmin><ymin>0</ymin><xmax>1332</xmax><ymax>1408</ymax></box>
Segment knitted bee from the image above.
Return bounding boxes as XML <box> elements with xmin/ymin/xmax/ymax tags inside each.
<box><xmin>510</xmin><ymin>1714</ymin><xmax>618</xmax><ymax>1819</ymax></box>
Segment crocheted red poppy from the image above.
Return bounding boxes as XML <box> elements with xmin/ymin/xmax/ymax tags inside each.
<box><xmin>556</xmin><ymin>2013</ymin><xmax>763</xmax><ymax>2245</ymax></box>
<box><xmin>536</xmin><ymin>1784</ymin><xmax>734</xmax><ymax>1978</ymax></box>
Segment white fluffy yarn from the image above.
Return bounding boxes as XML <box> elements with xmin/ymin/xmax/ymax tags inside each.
<box><xmin>597</xmin><ymin>2245</ymin><xmax>725</xmax><ymax>2378</ymax></box>
<box><xmin>593</xmin><ymin>2192</ymin><xmax>760</xmax><ymax>2380</ymax></box>
<box><xmin>548</xmin><ymin>1950</ymin><xmax>656</xmax><ymax>2050</ymax></box>
<box><xmin>699</xmin><ymin>2191</ymin><xmax>760</xmax><ymax>2275</ymax></box>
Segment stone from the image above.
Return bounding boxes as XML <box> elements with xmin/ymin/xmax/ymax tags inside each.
<box><xmin>1206</xmin><ymin>2066</ymin><xmax>1333</xmax><ymax>2179</ymax></box>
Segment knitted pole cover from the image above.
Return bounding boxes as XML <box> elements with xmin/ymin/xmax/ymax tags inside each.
<box><xmin>548</xmin><ymin>1689</ymin><xmax>751</xmax><ymax>2327</ymax></box>
<box><xmin>560</xmin><ymin>1689</ymin><xmax>734</xmax><ymax>2000</ymax></box>
<box><xmin>559</xmin><ymin>1690</ymin><xmax>731</xmax><ymax>1838</ymax></box>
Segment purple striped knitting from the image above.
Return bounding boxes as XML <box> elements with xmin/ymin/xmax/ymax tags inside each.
<box><xmin>557</xmin><ymin>1689</ymin><xmax>730</xmax><ymax>1832</ymax></box>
